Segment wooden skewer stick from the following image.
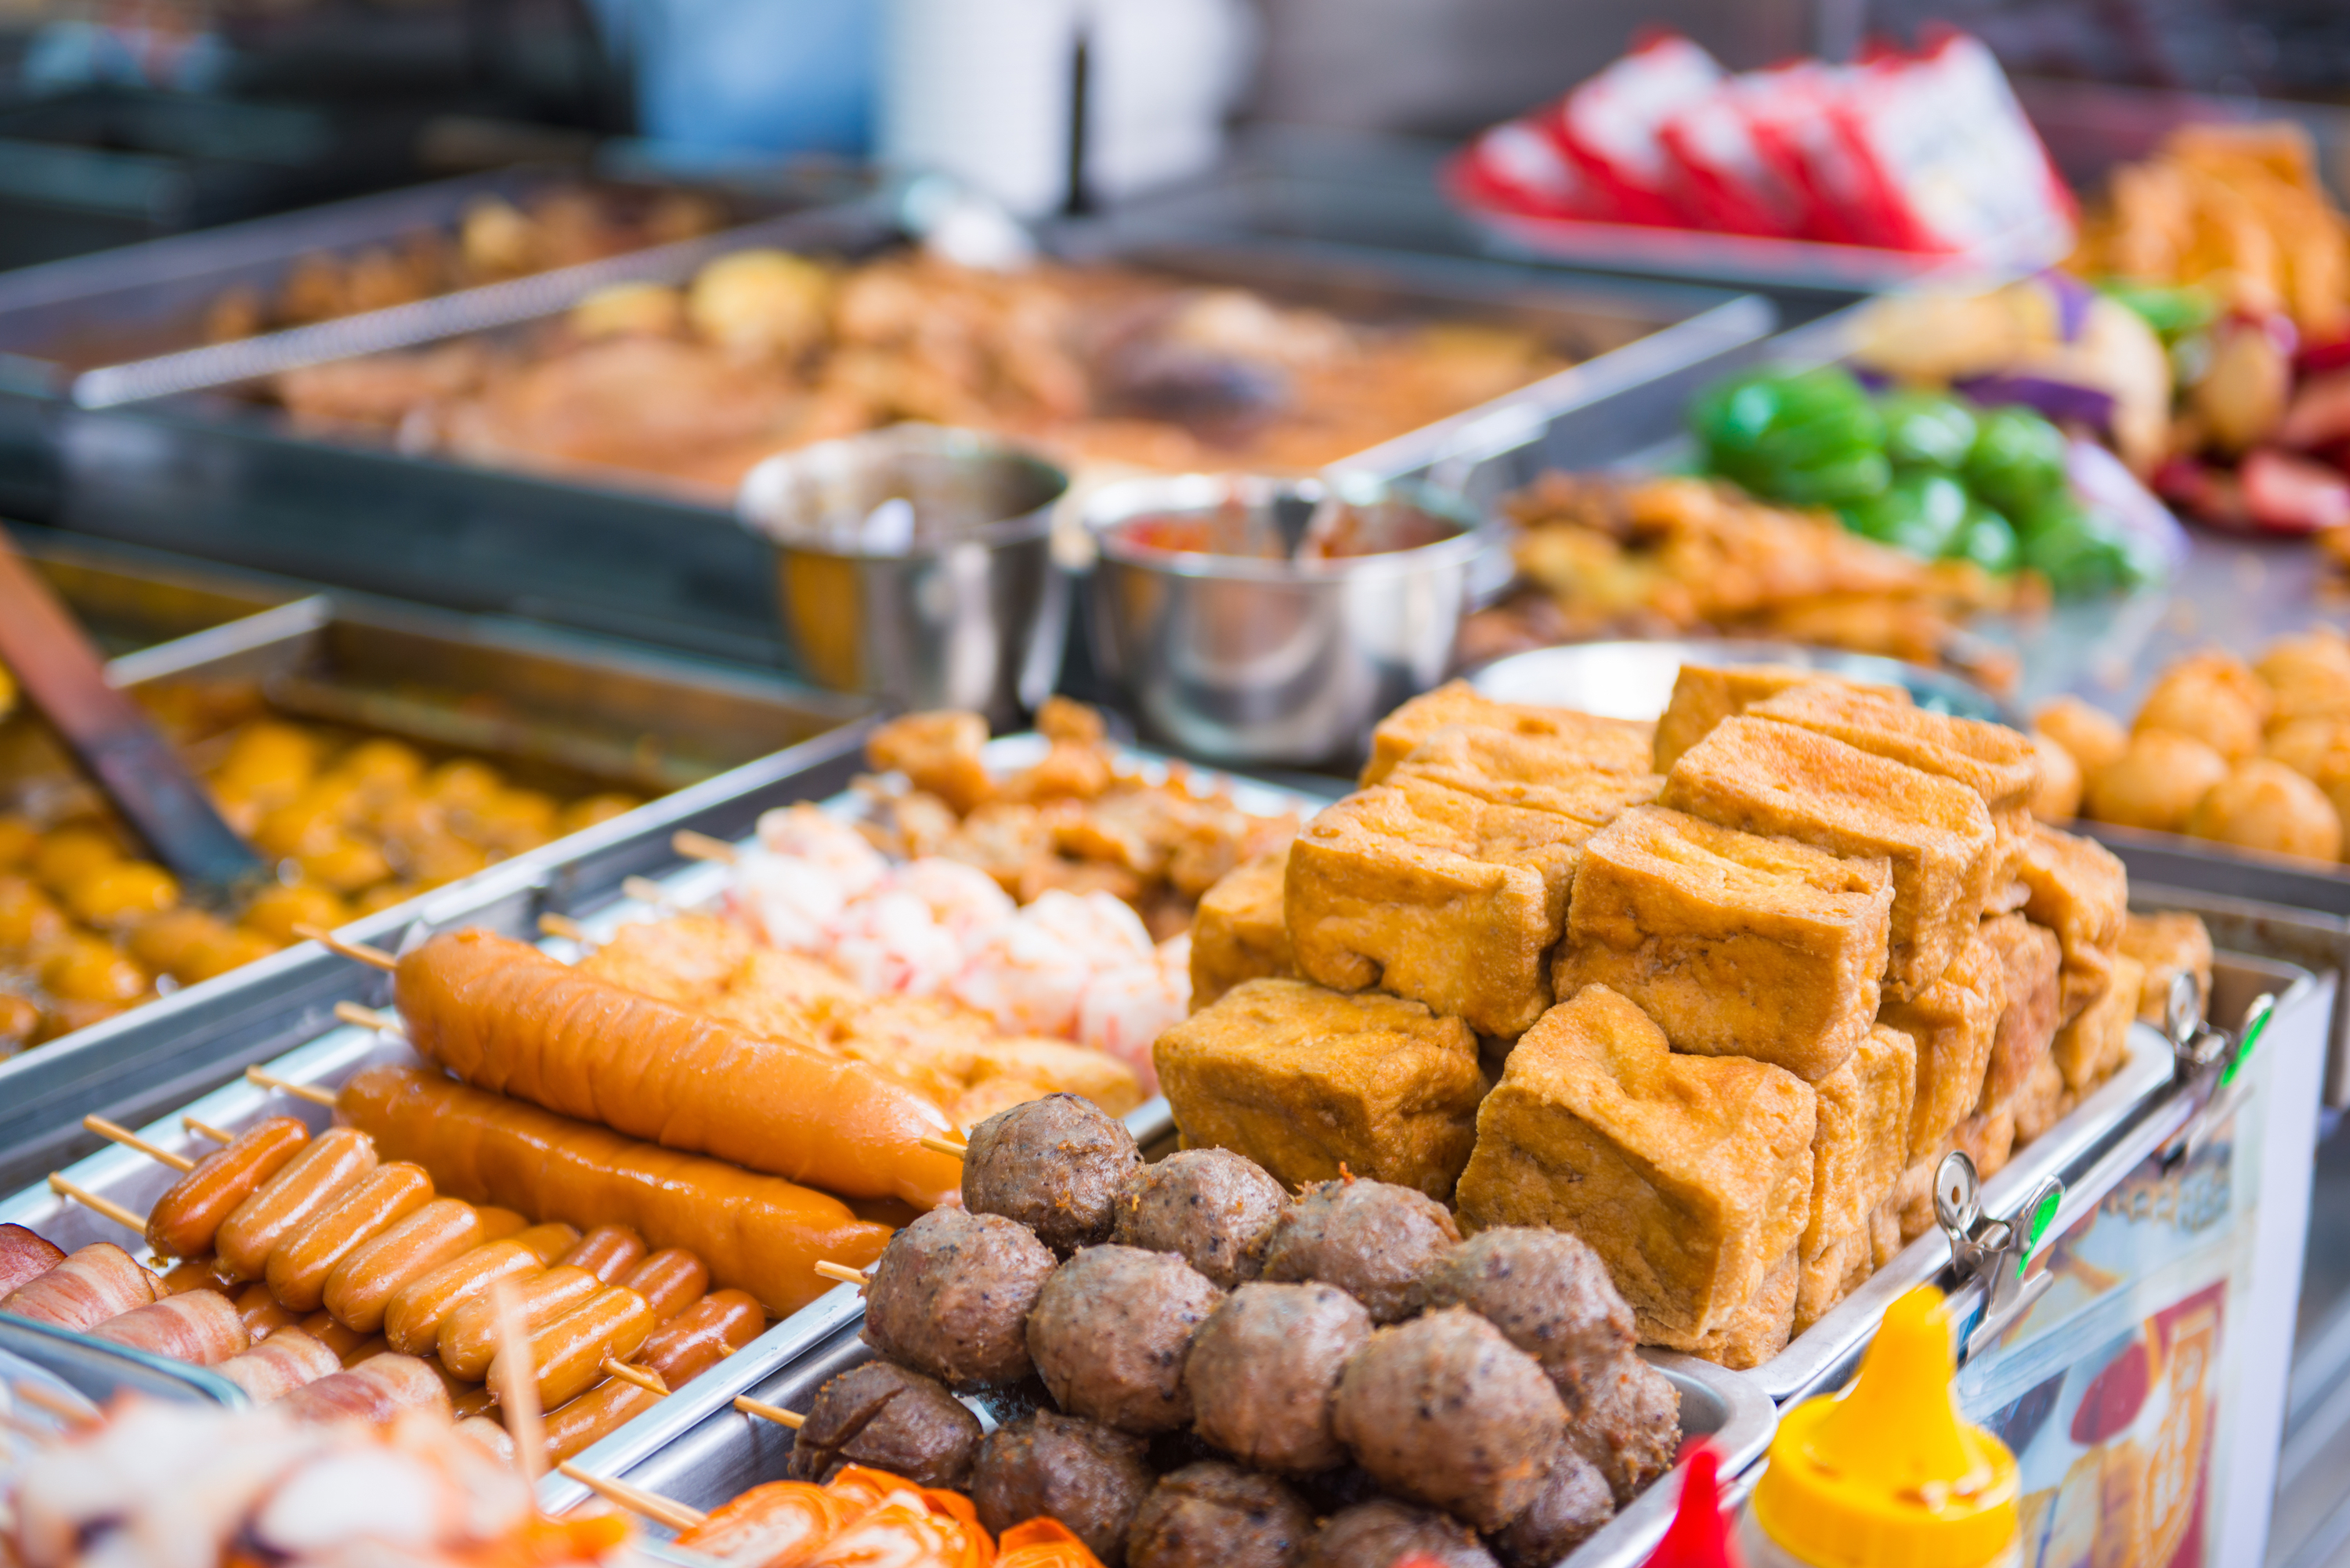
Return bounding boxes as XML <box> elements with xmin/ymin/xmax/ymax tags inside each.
<box><xmin>491</xmin><ymin>1279</ymin><xmax>548</xmax><ymax>1483</ymax></box>
<box><xmin>245</xmin><ymin>1066</ymin><xmax>338</xmax><ymax>1108</ymax></box>
<box><xmin>183</xmin><ymin>1117</ymin><xmax>234</xmax><ymax>1144</ymax></box>
<box><xmin>334</xmin><ymin>1001</ymin><xmax>398</xmax><ymax>1033</ymax></box>
<box><xmin>292</xmin><ymin>923</ymin><xmax>397</xmax><ymax>973</ymax></box>
<box><xmin>556</xmin><ymin>1462</ymin><xmax>708</xmax><ymax>1531</ymax></box>
<box><xmin>1</xmin><ymin>1408</ymin><xmax>60</xmax><ymax>1443</ymax></box>
<box><xmin>813</xmin><ymin>1260</ymin><xmax>871</xmax><ymax>1288</ymax></box>
<box><xmin>671</xmin><ymin>830</ymin><xmax>739</xmax><ymax>865</ymax></box>
<box><xmin>918</xmin><ymin>1134</ymin><xmax>967</xmax><ymax>1161</ymax></box>
<box><xmin>83</xmin><ymin>1115</ymin><xmax>194</xmax><ymax>1173</ymax></box>
<box><xmin>539</xmin><ymin>913</ymin><xmax>589</xmax><ymax>944</ymax></box>
<box><xmin>621</xmin><ymin>876</ymin><xmax>679</xmax><ymax>909</ymax></box>
<box><xmin>600</xmin><ymin>1358</ymin><xmax>668</xmax><ymax>1396</ymax></box>
<box><xmin>732</xmin><ymin>1394</ymin><xmax>804</xmax><ymax>1429</ymax></box>
<box><xmin>48</xmin><ymin>1173</ymin><xmax>143</xmax><ymax>1233</ymax></box>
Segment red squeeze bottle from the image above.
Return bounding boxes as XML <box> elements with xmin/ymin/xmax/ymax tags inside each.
<box><xmin>1643</xmin><ymin>1443</ymin><xmax>1743</xmax><ymax>1568</ymax></box>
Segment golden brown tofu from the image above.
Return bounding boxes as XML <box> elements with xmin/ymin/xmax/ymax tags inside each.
<box><xmin>2053</xmin><ymin>953</ymin><xmax>2146</xmax><ymax>1093</ymax></box>
<box><xmin>1155</xmin><ymin>977</ymin><xmax>1486</xmax><ymax>1200</ymax></box>
<box><xmin>1889</xmin><ymin>1151</ymin><xmax>1940</xmax><ymax>1245</ymax></box>
<box><xmin>2010</xmin><ymin>1056</ymin><xmax>2067</xmax><ymax>1145</ymax></box>
<box><xmin>1287</xmin><ymin>774</ymin><xmax>1658</xmax><ymax>1038</ymax></box>
<box><xmin>868</xmin><ymin>710</ymin><xmax>994</xmax><ymax>815</ymax></box>
<box><xmin>1794</xmin><ymin>1228</ymin><xmax>1872</xmax><ymax>1338</ymax></box>
<box><xmin>1653</xmin><ymin>1248</ymin><xmax>1800</xmax><ymax>1368</ymax></box>
<box><xmin>1361</xmin><ymin>681</ymin><xmax>1653</xmax><ymax>787</ymax></box>
<box><xmin>1867</xmin><ymin>1192</ymin><xmax>1904</xmax><ymax>1269</ymax></box>
<box><xmin>1653</xmin><ymin>665</ymin><xmax>1856</xmax><ymax>773</ymax></box>
<box><xmin>1553</xmin><ymin>805</ymin><xmax>1893</xmax><ymax>1082</ymax></box>
<box><xmin>1748</xmin><ymin>684</ymin><xmax>2041</xmax><ymax>819</ymax></box>
<box><xmin>1662</xmin><ymin>717</ymin><xmax>1998</xmax><ymax>999</ymax></box>
<box><xmin>1190</xmin><ymin>848</ymin><xmax>1295</xmax><ymax>1011</ymax></box>
<box><xmin>966</xmin><ymin>1036</ymin><xmax>1144</xmax><ymax>1116</ymax></box>
<box><xmin>2120</xmin><ymin>912</ymin><xmax>2214</xmax><ymax>1028</ymax></box>
<box><xmin>1976</xmin><ymin>914</ymin><xmax>2062</xmax><ymax>1114</ymax></box>
<box><xmin>2014</xmin><ymin>823</ymin><xmax>2128</xmax><ymax>1024</ymax></box>
<box><xmin>1455</xmin><ymin>985</ymin><xmax>1816</xmax><ymax>1342</ymax></box>
<box><xmin>1800</xmin><ymin>1024</ymin><xmax>1917</xmax><ymax>1262</ymax></box>
<box><xmin>1388</xmin><ymin>728</ymin><xmax>1660</xmax><ymax>815</ymax></box>
<box><xmin>1950</xmin><ymin>1107</ymin><xmax>2016</xmax><ymax>1182</ymax></box>
<box><xmin>1879</xmin><ymin>929</ymin><xmax>2005</xmax><ymax>1157</ymax></box>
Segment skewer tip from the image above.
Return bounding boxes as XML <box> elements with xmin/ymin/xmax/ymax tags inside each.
<box><xmin>732</xmin><ymin>1394</ymin><xmax>804</xmax><ymax>1429</ymax></box>
<box><xmin>293</xmin><ymin>924</ymin><xmax>398</xmax><ymax>972</ymax></box>
<box><xmin>812</xmin><ymin>1260</ymin><xmax>872</xmax><ymax>1288</ymax></box>
<box><xmin>918</xmin><ymin>1134</ymin><xmax>968</xmax><ymax>1161</ymax></box>
<box><xmin>671</xmin><ymin>830</ymin><xmax>739</xmax><ymax>865</ymax></box>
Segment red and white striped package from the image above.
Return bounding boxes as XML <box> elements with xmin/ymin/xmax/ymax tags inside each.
<box><xmin>1656</xmin><ymin>66</ymin><xmax>1818</xmax><ymax>238</ymax></box>
<box><xmin>1538</xmin><ymin>31</ymin><xmax>1724</xmax><ymax>226</ymax></box>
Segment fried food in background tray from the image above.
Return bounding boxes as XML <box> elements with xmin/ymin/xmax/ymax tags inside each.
<box><xmin>267</xmin><ymin>248</ymin><xmax>1573</xmax><ymax>493</ymax></box>
<box><xmin>1160</xmin><ymin>660</ymin><xmax>2171</xmax><ymax>1367</ymax></box>
<box><xmin>0</xmin><ymin>694</ymin><xmax>638</xmax><ymax>1057</ymax></box>
<box><xmin>1461</xmin><ymin>473</ymin><xmax>2019</xmax><ymax>689</ymax></box>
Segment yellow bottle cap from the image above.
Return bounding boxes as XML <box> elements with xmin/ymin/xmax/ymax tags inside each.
<box><xmin>1751</xmin><ymin>1285</ymin><xmax>2018</xmax><ymax>1568</ymax></box>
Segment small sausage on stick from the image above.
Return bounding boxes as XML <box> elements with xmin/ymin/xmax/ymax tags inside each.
<box><xmin>143</xmin><ymin>1118</ymin><xmax>313</xmax><ymax>1262</ymax></box>
<box><xmin>213</xmin><ymin>1129</ymin><xmax>378</xmax><ymax>1281</ymax></box>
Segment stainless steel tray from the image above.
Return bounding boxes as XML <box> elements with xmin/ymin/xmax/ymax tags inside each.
<box><xmin>3</xmin><ymin>525</ymin><xmax>307</xmax><ymax>658</ymax></box>
<box><xmin>1766</xmin><ymin>950</ymin><xmax>2320</xmax><ymax>1407</ymax></box>
<box><xmin>0</xmin><ymin>580</ymin><xmax>875</xmax><ymax>1190</ymax></box>
<box><xmin>41</xmin><ymin>215</ymin><xmax>1771</xmax><ymax>670</ymax></box>
<box><xmin>545</xmin><ymin>1327</ymin><xmax>1773</xmax><ymax>1568</ymax></box>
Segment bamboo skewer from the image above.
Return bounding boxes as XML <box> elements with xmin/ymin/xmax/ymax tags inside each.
<box><xmin>671</xmin><ymin>830</ymin><xmax>739</xmax><ymax>865</ymax></box>
<box><xmin>245</xmin><ymin>1066</ymin><xmax>337</xmax><ymax>1108</ymax></box>
<box><xmin>491</xmin><ymin>1280</ymin><xmax>548</xmax><ymax>1483</ymax></box>
<box><xmin>82</xmin><ymin>1116</ymin><xmax>194</xmax><ymax>1173</ymax></box>
<box><xmin>47</xmin><ymin>1173</ymin><xmax>143</xmax><ymax>1233</ymax></box>
<box><xmin>732</xmin><ymin>1394</ymin><xmax>804</xmax><ymax>1429</ymax></box>
<box><xmin>813</xmin><ymin>1261</ymin><xmax>871</xmax><ymax>1288</ymax></box>
<box><xmin>13</xmin><ymin>1381</ymin><xmax>98</xmax><ymax>1427</ymax></box>
<box><xmin>621</xmin><ymin>876</ymin><xmax>680</xmax><ymax>909</ymax></box>
<box><xmin>183</xmin><ymin>1117</ymin><xmax>234</xmax><ymax>1144</ymax></box>
<box><xmin>334</xmin><ymin>1001</ymin><xmax>398</xmax><ymax>1033</ymax></box>
<box><xmin>556</xmin><ymin>1462</ymin><xmax>708</xmax><ymax>1531</ymax></box>
<box><xmin>918</xmin><ymin>1135</ymin><xmax>967</xmax><ymax>1160</ymax></box>
<box><xmin>600</xmin><ymin>1358</ymin><xmax>669</xmax><ymax>1396</ymax></box>
<box><xmin>292</xmin><ymin>924</ymin><xmax>397</xmax><ymax>973</ymax></box>
<box><xmin>538</xmin><ymin>914</ymin><xmax>590</xmax><ymax>944</ymax></box>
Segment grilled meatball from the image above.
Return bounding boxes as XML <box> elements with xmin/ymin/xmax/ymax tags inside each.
<box><xmin>1187</xmin><ymin>1282</ymin><xmax>1371</xmax><ymax>1474</ymax></box>
<box><xmin>974</xmin><ymin>1411</ymin><xmax>1154</xmax><ymax>1567</ymax></box>
<box><xmin>786</xmin><ymin>1360</ymin><xmax>983</xmax><ymax>1489</ymax></box>
<box><xmin>864</xmin><ymin>1207</ymin><xmax>1057</xmax><ymax>1389</ymax></box>
<box><xmin>1488</xmin><ymin>1451</ymin><xmax>1613</xmax><ymax>1568</ymax></box>
<box><xmin>1028</xmin><ymin>1245</ymin><xmax>1224</xmax><ymax>1434</ymax></box>
<box><xmin>1113</xmin><ymin>1149</ymin><xmax>1288</xmax><ymax>1289</ymax></box>
<box><xmin>1423</xmin><ymin>1228</ymin><xmax>1632</xmax><ymax>1409</ymax></box>
<box><xmin>1567</xmin><ymin>1354</ymin><xmax>1681</xmax><ymax>1507</ymax></box>
<box><xmin>1258</xmin><ymin>1179</ymin><xmax>1459</xmax><ymax>1324</ymax></box>
<box><xmin>964</xmin><ymin>1094</ymin><xmax>1143</xmax><ymax>1255</ymax></box>
<box><xmin>1331</xmin><ymin>1307</ymin><xmax>1567</xmax><ymax>1532</ymax></box>
<box><xmin>1305</xmin><ymin>1500</ymin><xmax>1498</xmax><ymax>1568</ymax></box>
<box><xmin>1126</xmin><ymin>1461</ymin><xmax>1314</xmax><ymax>1568</ymax></box>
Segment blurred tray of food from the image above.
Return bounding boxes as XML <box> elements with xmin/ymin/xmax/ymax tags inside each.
<box><xmin>0</xmin><ymin>580</ymin><xmax>873</xmax><ymax>1190</ymax></box>
<box><xmin>34</xmin><ymin>212</ymin><xmax>1771</xmax><ymax>670</ymax></box>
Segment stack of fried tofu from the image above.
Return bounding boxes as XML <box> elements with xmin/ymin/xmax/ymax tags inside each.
<box><xmin>1159</xmin><ymin>670</ymin><xmax>2198</xmax><ymax>1371</ymax></box>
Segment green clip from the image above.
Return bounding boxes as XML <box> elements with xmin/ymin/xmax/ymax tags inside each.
<box><xmin>2222</xmin><ymin>1000</ymin><xmax>2273</xmax><ymax>1089</ymax></box>
<box><xmin>2019</xmin><ymin>1188</ymin><xmax>2062</xmax><ymax>1277</ymax></box>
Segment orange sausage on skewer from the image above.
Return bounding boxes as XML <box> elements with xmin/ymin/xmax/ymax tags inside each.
<box><xmin>145</xmin><ymin>1118</ymin><xmax>309</xmax><ymax>1261</ymax></box>
<box><xmin>392</xmin><ymin>930</ymin><xmax>964</xmax><ymax>1209</ymax></box>
<box><xmin>340</xmin><ymin>1066</ymin><xmax>891</xmax><ymax>1317</ymax></box>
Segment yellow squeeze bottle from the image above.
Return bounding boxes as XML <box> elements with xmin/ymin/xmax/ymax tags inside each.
<box><xmin>1737</xmin><ymin>1285</ymin><xmax>2020</xmax><ymax>1567</ymax></box>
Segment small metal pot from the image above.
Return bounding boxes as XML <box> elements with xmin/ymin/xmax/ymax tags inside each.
<box><xmin>1081</xmin><ymin>473</ymin><xmax>1499</xmax><ymax>768</ymax></box>
<box><xmin>738</xmin><ymin>426</ymin><xmax>1069</xmax><ymax>729</ymax></box>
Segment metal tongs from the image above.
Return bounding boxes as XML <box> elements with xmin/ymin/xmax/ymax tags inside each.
<box><xmin>1934</xmin><ymin>971</ymin><xmax>2275</xmax><ymax>1364</ymax></box>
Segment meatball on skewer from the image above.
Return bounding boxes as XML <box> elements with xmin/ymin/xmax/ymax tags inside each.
<box><xmin>863</xmin><ymin>1207</ymin><xmax>1057</xmax><ymax>1389</ymax></box>
<box><xmin>1113</xmin><ymin>1149</ymin><xmax>1289</xmax><ymax>1289</ymax></box>
<box><xmin>964</xmin><ymin>1095</ymin><xmax>1143</xmax><ymax>1256</ymax></box>
<box><xmin>1028</xmin><ymin>1245</ymin><xmax>1224</xmax><ymax>1434</ymax></box>
<box><xmin>786</xmin><ymin>1360</ymin><xmax>984</xmax><ymax>1489</ymax></box>
<box><xmin>1259</xmin><ymin>1178</ymin><xmax>1459</xmax><ymax>1324</ymax></box>
<box><xmin>975</xmin><ymin>1411</ymin><xmax>1155</xmax><ymax>1567</ymax></box>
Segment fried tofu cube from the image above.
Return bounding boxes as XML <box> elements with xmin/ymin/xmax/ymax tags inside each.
<box><xmin>1976</xmin><ymin>914</ymin><xmax>2062</xmax><ymax>1114</ymax></box>
<box><xmin>1388</xmin><ymin>726</ymin><xmax>1659</xmax><ymax>814</ymax></box>
<box><xmin>1748</xmin><ymin>684</ymin><xmax>2041</xmax><ymax>819</ymax></box>
<box><xmin>1951</xmin><ymin>1107</ymin><xmax>2016</xmax><ymax>1181</ymax></box>
<box><xmin>2015</xmin><ymin>824</ymin><xmax>2128</xmax><ymax>1024</ymax></box>
<box><xmin>963</xmin><ymin>1036</ymin><xmax>1144</xmax><ymax>1118</ymax></box>
<box><xmin>1456</xmin><ymin>984</ymin><xmax>1817</xmax><ymax>1342</ymax></box>
<box><xmin>1362</xmin><ymin>681</ymin><xmax>1653</xmax><ymax>786</ymax></box>
<box><xmin>1653</xmin><ymin>1248</ymin><xmax>1799</xmax><ymax>1368</ymax></box>
<box><xmin>1879</xmin><ymin>929</ymin><xmax>2005</xmax><ymax>1155</ymax></box>
<box><xmin>1553</xmin><ymin>805</ymin><xmax>1893</xmax><ymax>1082</ymax></box>
<box><xmin>868</xmin><ymin>710</ymin><xmax>994</xmax><ymax>815</ymax></box>
<box><xmin>1795</xmin><ymin>1229</ymin><xmax>1873</xmax><ymax>1337</ymax></box>
<box><xmin>1801</xmin><ymin>1024</ymin><xmax>1917</xmax><ymax>1261</ymax></box>
<box><xmin>2120</xmin><ymin>912</ymin><xmax>2213</xmax><ymax>1028</ymax></box>
<box><xmin>1155</xmin><ymin>978</ymin><xmax>1486</xmax><ymax>1201</ymax></box>
<box><xmin>1653</xmin><ymin>664</ymin><xmax>1909</xmax><ymax>773</ymax></box>
<box><xmin>1287</xmin><ymin>773</ymin><xmax>1659</xmax><ymax>1038</ymax></box>
<box><xmin>1889</xmin><ymin>1151</ymin><xmax>1941</xmax><ymax>1244</ymax></box>
<box><xmin>1191</xmin><ymin>849</ymin><xmax>1294</xmax><ymax>1010</ymax></box>
<box><xmin>1867</xmin><ymin>1193</ymin><xmax>1904</xmax><ymax>1269</ymax></box>
<box><xmin>2053</xmin><ymin>953</ymin><xmax>2146</xmax><ymax>1093</ymax></box>
<box><xmin>2010</xmin><ymin>1056</ymin><xmax>2066</xmax><ymax>1145</ymax></box>
<box><xmin>1661</xmin><ymin>717</ymin><xmax>1999</xmax><ymax>999</ymax></box>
